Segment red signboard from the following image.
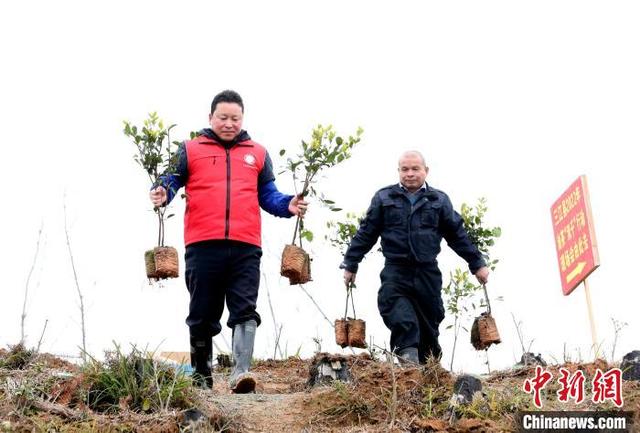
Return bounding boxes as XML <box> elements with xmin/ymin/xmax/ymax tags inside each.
<box><xmin>551</xmin><ymin>175</ymin><xmax>600</xmax><ymax>295</ymax></box>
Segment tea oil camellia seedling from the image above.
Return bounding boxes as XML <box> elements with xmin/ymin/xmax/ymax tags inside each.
<box><xmin>279</xmin><ymin>124</ymin><xmax>363</xmax><ymax>285</ymax></box>
<box><xmin>124</xmin><ymin>112</ymin><xmax>181</xmax><ymax>280</ymax></box>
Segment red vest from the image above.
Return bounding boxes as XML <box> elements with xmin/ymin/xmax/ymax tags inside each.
<box><xmin>184</xmin><ymin>135</ymin><xmax>267</xmax><ymax>247</ymax></box>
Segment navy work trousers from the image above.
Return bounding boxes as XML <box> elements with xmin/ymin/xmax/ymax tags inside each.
<box><xmin>184</xmin><ymin>240</ymin><xmax>262</xmax><ymax>339</ymax></box>
<box><xmin>377</xmin><ymin>262</ymin><xmax>445</xmax><ymax>362</ymax></box>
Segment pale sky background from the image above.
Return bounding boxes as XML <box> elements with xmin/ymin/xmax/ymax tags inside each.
<box><xmin>1</xmin><ymin>1</ymin><xmax>639</xmax><ymax>375</ymax></box>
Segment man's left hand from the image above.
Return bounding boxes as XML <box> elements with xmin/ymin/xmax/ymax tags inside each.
<box><xmin>288</xmin><ymin>194</ymin><xmax>308</xmax><ymax>217</ymax></box>
<box><xmin>475</xmin><ymin>266</ymin><xmax>490</xmax><ymax>285</ymax></box>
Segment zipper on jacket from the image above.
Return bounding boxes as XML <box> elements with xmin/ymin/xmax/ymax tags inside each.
<box><xmin>225</xmin><ymin>148</ymin><xmax>231</xmax><ymax>239</ymax></box>
<box><xmin>407</xmin><ymin>196</ymin><xmax>419</xmax><ymax>260</ymax></box>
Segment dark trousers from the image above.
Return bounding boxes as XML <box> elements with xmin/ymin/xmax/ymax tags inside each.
<box><xmin>377</xmin><ymin>262</ymin><xmax>445</xmax><ymax>362</ymax></box>
<box><xmin>185</xmin><ymin>240</ymin><xmax>262</xmax><ymax>339</ymax></box>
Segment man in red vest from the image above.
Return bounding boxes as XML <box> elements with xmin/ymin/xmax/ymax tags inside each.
<box><xmin>150</xmin><ymin>90</ymin><xmax>307</xmax><ymax>393</ymax></box>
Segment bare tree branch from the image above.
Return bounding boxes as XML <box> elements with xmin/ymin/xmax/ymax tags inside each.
<box><xmin>511</xmin><ymin>312</ymin><xmax>526</xmax><ymax>354</ymax></box>
<box><xmin>36</xmin><ymin>319</ymin><xmax>48</xmax><ymax>352</ymax></box>
<box><xmin>274</xmin><ymin>325</ymin><xmax>284</xmax><ymax>360</ymax></box>
<box><xmin>32</xmin><ymin>399</ymin><xmax>82</xmax><ymax>420</ymax></box>
<box><xmin>298</xmin><ymin>284</ymin><xmax>334</xmax><ymax>328</ymax></box>
<box><xmin>63</xmin><ymin>194</ymin><xmax>87</xmax><ymax>361</ymax></box>
<box><xmin>21</xmin><ymin>221</ymin><xmax>44</xmax><ymax>345</ymax></box>
<box><xmin>263</xmin><ymin>270</ymin><xmax>283</xmax><ymax>359</ymax></box>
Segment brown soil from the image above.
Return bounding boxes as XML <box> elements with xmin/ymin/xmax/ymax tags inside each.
<box><xmin>154</xmin><ymin>246</ymin><xmax>179</xmax><ymax>279</ymax></box>
<box><xmin>1</xmin><ymin>351</ymin><xmax>639</xmax><ymax>432</ymax></box>
<box><xmin>346</xmin><ymin>320</ymin><xmax>367</xmax><ymax>349</ymax></box>
<box><xmin>280</xmin><ymin>244</ymin><xmax>312</xmax><ymax>285</ymax></box>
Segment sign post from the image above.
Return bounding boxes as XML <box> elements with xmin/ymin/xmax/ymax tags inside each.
<box><xmin>583</xmin><ymin>279</ymin><xmax>598</xmax><ymax>355</ymax></box>
<box><xmin>550</xmin><ymin>175</ymin><xmax>600</xmax><ymax>354</ymax></box>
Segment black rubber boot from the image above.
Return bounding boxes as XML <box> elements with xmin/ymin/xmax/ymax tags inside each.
<box><xmin>398</xmin><ymin>347</ymin><xmax>420</xmax><ymax>365</ymax></box>
<box><xmin>190</xmin><ymin>336</ymin><xmax>213</xmax><ymax>389</ymax></box>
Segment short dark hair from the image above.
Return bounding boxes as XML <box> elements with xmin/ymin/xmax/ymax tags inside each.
<box><xmin>211</xmin><ymin>90</ymin><xmax>244</xmax><ymax>113</ymax></box>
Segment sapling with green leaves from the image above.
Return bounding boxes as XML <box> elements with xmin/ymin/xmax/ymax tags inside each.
<box><xmin>443</xmin><ymin>197</ymin><xmax>501</xmax><ymax>369</ymax></box>
<box><xmin>280</xmin><ymin>124</ymin><xmax>363</xmax><ymax>247</ymax></box>
<box><xmin>279</xmin><ymin>124</ymin><xmax>363</xmax><ymax>285</ymax></box>
<box><xmin>123</xmin><ymin>112</ymin><xmax>182</xmax><ymax>279</ymax></box>
<box><xmin>326</xmin><ymin>212</ymin><xmax>371</xmax><ymax>348</ymax></box>
<box><xmin>325</xmin><ymin>212</ymin><xmax>364</xmax><ymax>256</ymax></box>
<box><xmin>326</xmin><ymin>212</ymin><xmax>365</xmax><ymax>302</ymax></box>
<box><xmin>443</xmin><ymin>269</ymin><xmax>478</xmax><ymax>371</ymax></box>
<box><xmin>123</xmin><ymin>112</ymin><xmax>179</xmax><ymax>247</ymax></box>
<box><xmin>460</xmin><ymin>198</ymin><xmax>501</xmax><ymax>272</ymax></box>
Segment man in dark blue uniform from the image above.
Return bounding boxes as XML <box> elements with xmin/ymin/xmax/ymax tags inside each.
<box><xmin>341</xmin><ymin>150</ymin><xmax>489</xmax><ymax>364</ymax></box>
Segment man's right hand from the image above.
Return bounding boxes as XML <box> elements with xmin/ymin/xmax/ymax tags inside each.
<box><xmin>474</xmin><ymin>266</ymin><xmax>490</xmax><ymax>285</ymax></box>
<box><xmin>344</xmin><ymin>270</ymin><xmax>356</xmax><ymax>286</ymax></box>
<box><xmin>150</xmin><ymin>186</ymin><xmax>167</xmax><ymax>207</ymax></box>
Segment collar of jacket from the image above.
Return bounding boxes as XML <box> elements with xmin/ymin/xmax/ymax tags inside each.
<box><xmin>390</xmin><ymin>183</ymin><xmax>440</xmax><ymax>203</ymax></box>
<box><xmin>197</xmin><ymin>128</ymin><xmax>252</xmax><ymax>148</ymax></box>
<box><xmin>390</xmin><ymin>183</ymin><xmax>431</xmax><ymax>196</ymax></box>
<box><xmin>398</xmin><ymin>182</ymin><xmax>428</xmax><ymax>194</ymax></box>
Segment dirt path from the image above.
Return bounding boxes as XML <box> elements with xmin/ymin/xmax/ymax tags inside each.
<box><xmin>195</xmin><ymin>365</ymin><xmax>376</xmax><ymax>433</ymax></box>
<box><xmin>195</xmin><ymin>368</ymin><xmax>318</xmax><ymax>432</ymax></box>
<box><xmin>203</xmin><ymin>391</ymin><xmax>310</xmax><ymax>432</ymax></box>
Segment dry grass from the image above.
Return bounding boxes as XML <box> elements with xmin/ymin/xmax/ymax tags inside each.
<box><xmin>2</xmin><ymin>349</ymin><xmax>639</xmax><ymax>433</ymax></box>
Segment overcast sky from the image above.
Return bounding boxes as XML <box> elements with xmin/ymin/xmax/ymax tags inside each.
<box><xmin>1</xmin><ymin>1</ymin><xmax>639</xmax><ymax>374</ymax></box>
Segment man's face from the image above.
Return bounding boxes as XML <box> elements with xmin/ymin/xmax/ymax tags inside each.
<box><xmin>209</xmin><ymin>102</ymin><xmax>243</xmax><ymax>141</ymax></box>
<box><xmin>398</xmin><ymin>154</ymin><xmax>428</xmax><ymax>193</ymax></box>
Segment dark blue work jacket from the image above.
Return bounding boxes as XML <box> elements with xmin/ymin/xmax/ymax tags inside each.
<box><xmin>342</xmin><ymin>184</ymin><xmax>485</xmax><ymax>274</ymax></box>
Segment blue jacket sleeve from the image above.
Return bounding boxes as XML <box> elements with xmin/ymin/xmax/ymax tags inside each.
<box><xmin>440</xmin><ymin>194</ymin><xmax>486</xmax><ymax>273</ymax></box>
<box><xmin>152</xmin><ymin>142</ymin><xmax>188</xmax><ymax>205</ymax></box>
<box><xmin>341</xmin><ymin>192</ymin><xmax>383</xmax><ymax>273</ymax></box>
<box><xmin>259</xmin><ymin>181</ymin><xmax>294</xmax><ymax>218</ymax></box>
